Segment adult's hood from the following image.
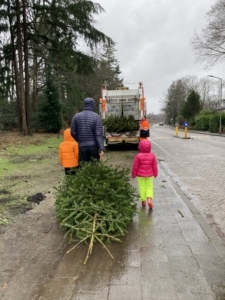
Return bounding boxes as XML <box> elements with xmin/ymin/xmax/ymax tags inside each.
<box><xmin>84</xmin><ymin>98</ymin><xmax>95</xmax><ymax>111</ymax></box>
<box><xmin>138</xmin><ymin>139</ymin><xmax>151</xmax><ymax>153</ymax></box>
<box><xmin>64</xmin><ymin>128</ymin><xmax>75</xmax><ymax>142</ymax></box>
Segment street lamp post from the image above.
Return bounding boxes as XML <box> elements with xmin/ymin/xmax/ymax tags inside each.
<box><xmin>207</xmin><ymin>75</ymin><xmax>222</xmax><ymax>134</ymax></box>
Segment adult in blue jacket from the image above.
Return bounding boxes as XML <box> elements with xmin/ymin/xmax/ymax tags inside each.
<box><xmin>71</xmin><ymin>98</ymin><xmax>105</xmax><ymax>162</ymax></box>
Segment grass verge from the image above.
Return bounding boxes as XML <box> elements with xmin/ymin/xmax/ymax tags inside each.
<box><xmin>0</xmin><ymin>132</ymin><xmax>64</xmax><ymax>224</ymax></box>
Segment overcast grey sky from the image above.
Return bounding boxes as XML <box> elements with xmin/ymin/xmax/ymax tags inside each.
<box><xmin>95</xmin><ymin>0</ymin><xmax>224</xmax><ymax>114</ymax></box>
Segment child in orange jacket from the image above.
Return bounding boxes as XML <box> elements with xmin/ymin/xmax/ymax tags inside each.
<box><xmin>59</xmin><ymin>128</ymin><xmax>79</xmax><ymax>175</ymax></box>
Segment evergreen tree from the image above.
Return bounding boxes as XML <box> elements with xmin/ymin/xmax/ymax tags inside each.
<box><xmin>0</xmin><ymin>0</ymin><xmax>113</xmax><ymax>134</ymax></box>
<box><xmin>182</xmin><ymin>90</ymin><xmax>201</xmax><ymax>121</ymax></box>
<box><xmin>38</xmin><ymin>66</ymin><xmax>62</xmax><ymax>133</ymax></box>
<box><xmin>100</xmin><ymin>42</ymin><xmax>123</xmax><ymax>87</ymax></box>
<box><xmin>71</xmin><ymin>43</ymin><xmax>124</xmax><ymax>116</ymax></box>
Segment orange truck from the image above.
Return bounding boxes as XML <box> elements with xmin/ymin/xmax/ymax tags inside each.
<box><xmin>99</xmin><ymin>82</ymin><xmax>147</xmax><ymax>146</ymax></box>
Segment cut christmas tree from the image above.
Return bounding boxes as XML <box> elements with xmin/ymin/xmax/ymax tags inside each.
<box><xmin>102</xmin><ymin>115</ymin><xmax>139</xmax><ymax>133</ymax></box>
<box><xmin>55</xmin><ymin>161</ymin><xmax>138</xmax><ymax>264</ymax></box>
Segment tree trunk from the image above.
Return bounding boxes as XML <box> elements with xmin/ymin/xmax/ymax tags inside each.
<box><xmin>32</xmin><ymin>54</ymin><xmax>38</xmax><ymax>111</ymax></box>
<box><xmin>15</xmin><ymin>0</ymin><xmax>27</xmax><ymax>135</ymax></box>
<box><xmin>22</xmin><ymin>0</ymin><xmax>31</xmax><ymax>134</ymax></box>
<box><xmin>7</xmin><ymin>0</ymin><xmax>22</xmax><ymax>130</ymax></box>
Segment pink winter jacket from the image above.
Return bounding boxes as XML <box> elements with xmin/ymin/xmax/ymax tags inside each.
<box><xmin>132</xmin><ymin>139</ymin><xmax>158</xmax><ymax>178</ymax></box>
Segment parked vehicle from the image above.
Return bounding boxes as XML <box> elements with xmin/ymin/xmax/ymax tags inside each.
<box><xmin>99</xmin><ymin>82</ymin><xmax>146</xmax><ymax>146</ymax></box>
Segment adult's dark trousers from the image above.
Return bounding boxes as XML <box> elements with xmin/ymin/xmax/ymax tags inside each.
<box><xmin>79</xmin><ymin>146</ymin><xmax>100</xmax><ymax>163</ymax></box>
<box><xmin>140</xmin><ymin>129</ymin><xmax>150</xmax><ymax>138</ymax></box>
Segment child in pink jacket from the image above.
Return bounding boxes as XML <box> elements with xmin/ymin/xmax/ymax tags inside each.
<box><xmin>132</xmin><ymin>139</ymin><xmax>158</xmax><ymax>209</ymax></box>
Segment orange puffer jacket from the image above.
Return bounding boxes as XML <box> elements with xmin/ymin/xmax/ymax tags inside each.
<box><xmin>59</xmin><ymin>128</ymin><xmax>79</xmax><ymax>168</ymax></box>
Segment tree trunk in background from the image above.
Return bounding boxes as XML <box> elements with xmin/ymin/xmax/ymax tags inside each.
<box><xmin>7</xmin><ymin>0</ymin><xmax>22</xmax><ymax>129</ymax></box>
<box><xmin>22</xmin><ymin>0</ymin><xmax>31</xmax><ymax>134</ymax></box>
<box><xmin>16</xmin><ymin>0</ymin><xmax>27</xmax><ymax>135</ymax></box>
<box><xmin>32</xmin><ymin>54</ymin><xmax>38</xmax><ymax>111</ymax></box>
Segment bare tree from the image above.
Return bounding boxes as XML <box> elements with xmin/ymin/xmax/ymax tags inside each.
<box><xmin>162</xmin><ymin>74</ymin><xmax>224</xmax><ymax>120</ymax></box>
<box><xmin>191</xmin><ymin>0</ymin><xmax>225</xmax><ymax>68</ymax></box>
<box><xmin>198</xmin><ymin>78</ymin><xmax>216</xmax><ymax>108</ymax></box>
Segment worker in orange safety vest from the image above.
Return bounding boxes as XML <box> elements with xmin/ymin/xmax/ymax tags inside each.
<box><xmin>139</xmin><ymin>116</ymin><xmax>150</xmax><ymax>141</ymax></box>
